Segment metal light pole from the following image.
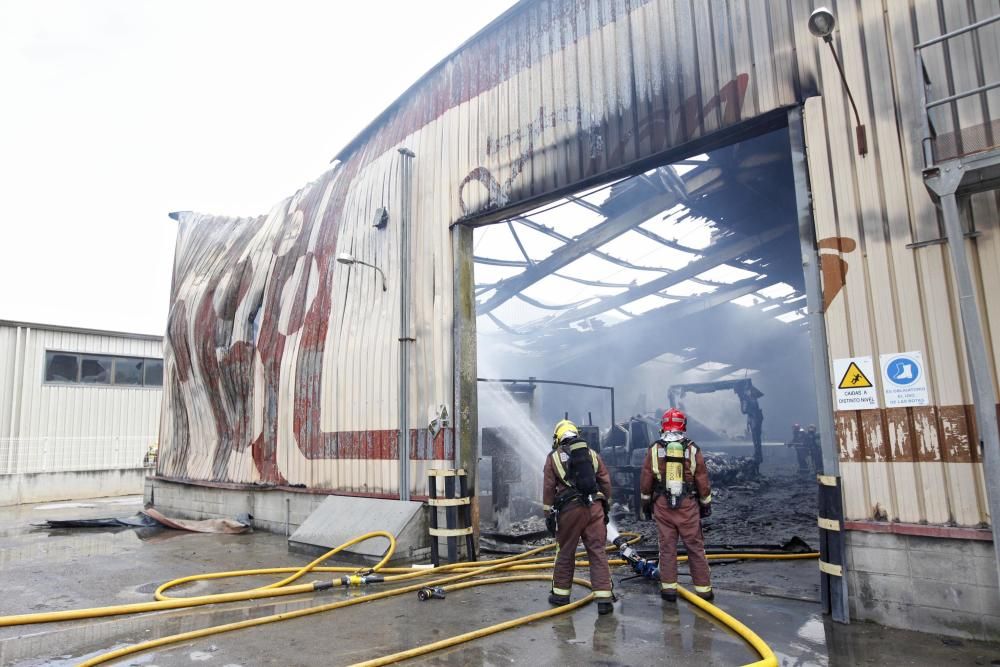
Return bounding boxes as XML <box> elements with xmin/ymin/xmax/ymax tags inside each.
<box><xmin>336</xmin><ymin>253</ymin><xmax>388</xmax><ymax>291</ymax></box>
<box><xmin>809</xmin><ymin>7</ymin><xmax>868</xmax><ymax>156</ymax></box>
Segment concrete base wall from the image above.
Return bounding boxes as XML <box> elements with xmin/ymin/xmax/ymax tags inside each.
<box><xmin>146</xmin><ymin>477</ymin><xmax>324</xmax><ymax>535</ymax></box>
<box><xmin>0</xmin><ymin>468</ymin><xmax>147</xmax><ymax>506</ymax></box>
<box><xmin>846</xmin><ymin>530</ymin><xmax>999</xmax><ymax>641</ymax></box>
<box><xmin>145</xmin><ymin>477</ymin><xmax>430</xmax><ymax>561</ymax></box>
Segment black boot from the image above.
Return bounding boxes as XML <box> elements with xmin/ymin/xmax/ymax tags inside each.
<box><xmin>597</xmin><ymin>601</ymin><xmax>614</xmax><ymax>615</ymax></box>
<box><xmin>697</xmin><ymin>589</ymin><xmax>715</xmax><ymax>602</ymax></box>
<box><xmin>548</xmin><ymin>591</ymin><xmax>570</xmax><ymax>606</ymax></box>
<box><xmin>661</xmin><ymin>589</ymin><xmax>677</xmax><ymax>602</ymax></box>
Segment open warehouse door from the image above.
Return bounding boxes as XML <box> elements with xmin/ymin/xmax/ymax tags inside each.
<box><xmin>466</xmin><ymin>122</ymin><xmax>833</xmax><ymax>605</ymax></box>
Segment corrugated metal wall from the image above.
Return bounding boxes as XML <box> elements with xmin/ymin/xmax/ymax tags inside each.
<box><xmin>801</xmin><ymin>0</ymin><xmax>999</xmax><ymax>528</ymax></box>
<box><xmin>160</xmin><ymin>0</ymin><xmax>999</xmax><ymax>526</ymax></box>
<box><xmin>0</xmin><ymin>323</ymin><xmax>162</xmax><ymax>474</ymax></box>
<box><xmin>159</xmin><ymin>154</ymin><xmax>455</xmax><ymax>496</ymax></box>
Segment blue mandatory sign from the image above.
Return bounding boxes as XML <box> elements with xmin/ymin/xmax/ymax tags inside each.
<box><xmin>886</xmin><ymin>356</ymin><xmax>920</xmax><ymax>386</ymax></box>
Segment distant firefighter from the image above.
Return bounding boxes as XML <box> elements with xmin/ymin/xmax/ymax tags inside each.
<box><xmin>787</xmin><ymin>423</ymin><xmax>822</xmax><ymax>475</ymax></box>
<box><xmin>543</xmin><ymin>419</ymin><xmax>615</xmax><ymax>615</ymax></box>
<box><xmin>804</xmin><ymin>424</ymin><xmax>824</xmax><ymax>475</ymax></box>
<box><xmin>640</xmin><ymin>408</ymin><xmax>714</xmax><ymax>602</ymax></box>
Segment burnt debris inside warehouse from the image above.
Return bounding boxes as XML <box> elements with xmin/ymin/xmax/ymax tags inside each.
<box><xmin>475</xmin><ymin>127</ymin><xmax>821</xmax><ymax>550</ymax></box>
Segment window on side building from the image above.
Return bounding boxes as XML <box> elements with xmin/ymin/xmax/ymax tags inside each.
<box><xmin>80</xmin><ymin>356</ymin><xmax>112</xmax><ymax>384</ymax></box>
<box><xmin>113</xmin><ymin>357</ymin><xmax>144</xmax><ymax>386</ymax></box>
<box><xmin>143</xmin><ymin>358</ymin><xmax>164</xmax><ymax>386</ymax></box>
<box><xmin>45</xmin><ymin>352</ymin><xmax>79</xmax><ymax>382</ymax></box>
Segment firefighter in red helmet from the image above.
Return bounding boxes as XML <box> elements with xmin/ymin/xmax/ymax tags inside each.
<box><xmin>543</xmin><ymin>419</ymin><xmax>615</xmax><ymax>614</ymax></box>
<box><xmin>640</xmin><ymin>408</ymin><xmax>714</xmax><ymax>602</ymax></box>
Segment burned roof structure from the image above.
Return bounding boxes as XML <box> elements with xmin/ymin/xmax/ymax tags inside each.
<box><xmin>473</xmin><ymin>128</ymin><xmax>807</xmax><ymax>386</ymax></box>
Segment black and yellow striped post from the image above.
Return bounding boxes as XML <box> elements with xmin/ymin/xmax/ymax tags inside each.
<box><xmin>817</xmin><ymin>474</ymin><xmax>849</xmax><ymax>622</ymax></box>
<box><xmin>427</xmin><ymin>469</ymin><xmax>476</xmax><ymax>566</ymax></box>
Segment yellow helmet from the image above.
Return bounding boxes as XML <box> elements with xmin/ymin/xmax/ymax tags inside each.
<box><xmin>552</xmin><ymin>419</ymin><xmax>579</xmax><ymax>449</ymax></box>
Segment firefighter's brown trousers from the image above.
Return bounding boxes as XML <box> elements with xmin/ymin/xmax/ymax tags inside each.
<box><xmin>653</xmin><ymin>496</ymin><xmax>711</xmax><ymax>591</ymax></box>
<box><xmin>551</xmin><ymin>501</ymin><xmax>612</xmax><ymax>597</ymax></box>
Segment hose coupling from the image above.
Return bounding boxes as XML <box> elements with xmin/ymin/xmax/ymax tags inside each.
<box><xmin>313</xmin><ymin>581</ymin><xmax>335</xmax><ymax>591</ymax></box>
<box><xmin>417</xmin><ymin>586</ymin><xmax>446</xmax><ymax>601</ymax></box>
<box><xmin>339</xmin><ymin>574</ymin><xmax>385</xmax><ymax>587</ymax></box>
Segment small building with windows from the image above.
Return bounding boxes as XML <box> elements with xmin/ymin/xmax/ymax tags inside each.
<box><xmin>0</xmin><ymin>320</ymin><xmax>163</xmax><ymax>505</ymax></box>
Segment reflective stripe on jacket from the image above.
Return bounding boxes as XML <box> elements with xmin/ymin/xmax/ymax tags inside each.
<box><xmin>542</xmin><ymin>443</ymin><xmax>612</xmax><ymax>510</ymax></box>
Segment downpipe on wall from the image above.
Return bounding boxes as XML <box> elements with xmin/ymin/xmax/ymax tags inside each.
<box><xmin>398</xmin><ymin>147</ymin><xmax>415</xmax><ymax>502</ymax></box>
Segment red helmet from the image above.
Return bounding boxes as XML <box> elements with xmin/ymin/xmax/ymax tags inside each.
<box><xmin>661</xmin><ymin>408</ymin><xmax>687</xmax><ymax>433</ymax></box>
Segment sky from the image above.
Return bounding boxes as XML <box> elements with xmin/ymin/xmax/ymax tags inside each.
<box><xmin>0</xmin><ymin>0</ymin><xmax>517</xmax><ymax>335</ymax></box>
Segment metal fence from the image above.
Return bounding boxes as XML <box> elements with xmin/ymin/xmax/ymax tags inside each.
<box><xmin>0</xmin><ymin>436</ymin><xmax>156</xmax><ymax>475</ymax></box>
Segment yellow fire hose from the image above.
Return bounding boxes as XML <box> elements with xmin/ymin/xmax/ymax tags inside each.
<box><xmin>0</xmin><ymin>529</ymin><xmax>818</xmax><ymax>667</ymax></box>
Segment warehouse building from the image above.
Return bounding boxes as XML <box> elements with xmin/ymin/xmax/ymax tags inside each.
<box><xmin>148</xmin><ymin>0</ymin><xmax>1000</xmax><ymax>640</ymax></box>
<box><xmin>0</xmin><ymin>320</ymin><xmax>163</xmax><ymax>505</ymax></box>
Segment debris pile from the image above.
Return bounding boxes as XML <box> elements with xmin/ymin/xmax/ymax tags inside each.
<box><xmin>614</xmin><ymin>472</ymin><xmax>819</xmax><ymax>547</ymax></box>
<box><xmin>703</xmin><ymin>451</ymin><xmax>759</xmax><ymax>486</ymax></box>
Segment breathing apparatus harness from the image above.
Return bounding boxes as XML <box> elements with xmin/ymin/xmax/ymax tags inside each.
<box><xmin>651</xmin><ymin>436</ymin><xmax>698</xmax><ymax>510</ymax></box>
<box><xmin>547</xmin><ymin>436</ymin><xmax>607</xmax><ymax>535</ymax></box>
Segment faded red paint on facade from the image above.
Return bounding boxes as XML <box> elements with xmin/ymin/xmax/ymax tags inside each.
<box><xmin>836</xmin><ymin>404</ymin><xmax>984</xmax><ymax>464</ymax></box>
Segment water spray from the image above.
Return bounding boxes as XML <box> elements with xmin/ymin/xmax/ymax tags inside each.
<box><xmin>606</xmin><ymin>521</ymin><xmax>620</xmax><ymax>543</ymax></box>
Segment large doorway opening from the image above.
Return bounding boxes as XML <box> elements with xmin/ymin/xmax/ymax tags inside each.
<box><xmin>471</xmin><ymin>125</ymin><xmax>824</xmax><ymax>600</ymax></box>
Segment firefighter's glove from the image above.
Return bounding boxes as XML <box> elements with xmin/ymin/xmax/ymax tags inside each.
<box><xmin>699</xmin><ymin>502</ymin><xmax>712</xmax><ymax>519</ymax></box>
<box><xmin>545</xmin><ymin>511</ymin><xmax>557</xmax><ymax>537</ymax></box>
<box><xmin>641</xmin><ymin>500</ymin><xmax>652</xmax><ymax>521</ymax></box>
<box><xmin>601</xmin><ymin>499</ymin><xmax>610</xmax><ymax>525</ymax></box>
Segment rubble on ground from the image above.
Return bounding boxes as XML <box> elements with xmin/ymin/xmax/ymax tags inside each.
<box><xmin>613</xmin><ymin>472</ymin><xmax>819</xmax><ymax>548</ymax></box>
<box><xmin>703</xmin><ymin>450</ymin><xmax>759</xmax><ymax>486</ymax></box>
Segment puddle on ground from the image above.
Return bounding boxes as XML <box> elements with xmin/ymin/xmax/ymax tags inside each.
<box><xmin>31</xmin><ymin>503</ymin><xmax>98</xmax><ymax>511</ymax></box>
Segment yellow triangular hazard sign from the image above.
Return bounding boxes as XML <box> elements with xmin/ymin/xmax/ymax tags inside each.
<box><xmin>838</xmin><ymin>362</ymin><xmax>873</xmax><ymax>389</ymax></box>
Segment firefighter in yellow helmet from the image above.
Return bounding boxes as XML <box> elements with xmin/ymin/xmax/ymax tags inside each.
<box><xmin>640</xmin><ymin>408</ymin><xmax>714</xmax><ymax>602</ymax></box>
<box><xmin>543</xmin><ymin>419</ymin><xmax>615</xmax><ymax>614</ymax></box>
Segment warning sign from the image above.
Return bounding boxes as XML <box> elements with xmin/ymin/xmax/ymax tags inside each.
<box><xmin>833</xmin><ymin>356</ymin><xmax>879</xmax><ymax>410</ymax></box>
<box><xmin>880</xmin><ymin>351</ymin><xmax>929</xmax><ymax>408</ymax></box>
<box><xmin>837</xmin><ymin>361</ymin><xmax>874</xmax><ymax>389</ymax></box>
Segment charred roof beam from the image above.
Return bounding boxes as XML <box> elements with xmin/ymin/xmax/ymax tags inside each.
<box><xmin>506</xmin><ymin>220</ymin><xmax>534</xmax><ymax>265</ymax></box>
<box><xmin>508</xmin><ymin>216</ymin><xmax>723</xmax><ymax>287</ymax></box>
<box><xmin>510</xmin><ymin>214</ymin><xmax>684</xmax><ymax>274</ymax></box>
<box><xmin>514</xmin><ymin>292</ymin><xmax>595</xmax><ymax>311</ymax></box>
<box><xmin>478</xmin><ymin>189</ymin><xmax>682</xmax><ymax>314</ymax></box>
<box><xmin>545</xmin><ymin>277</ymin><xmax>775</xmax><ymax>373</ymax></box>
<box><xmin>542</xmin><ymin>227</ymin><xmax>784</xmax><ymax>328</ymax></box>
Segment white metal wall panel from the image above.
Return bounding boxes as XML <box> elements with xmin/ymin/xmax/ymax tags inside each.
<box><xmin>0</xmin><ymin>323</ymin><xmax>162</xmax><ymax>474</ymax></box>
<box><xmin>0</xmin><ymin>326</ymin><xmax>17</xmax><ymax>440</ymax></box>
<box><xmin>799</xmin><ymin>0</ymin><xmax>998</xmax><ymax>527</ymax></box>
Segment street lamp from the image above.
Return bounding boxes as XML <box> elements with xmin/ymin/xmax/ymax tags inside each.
<box><xmin>336</xmin><ymin>252</ymin><xmax>387</xmax><ymax>291</ymax></box>
<box><xmin>808</xmin><ymin>7</ymin><xmax>868</xmax><ymax>156</ymax></box>
<box><xmin>808</xmin><ymin>7</ymin><xmax>836</xmax><ymax>40</ymax></box>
